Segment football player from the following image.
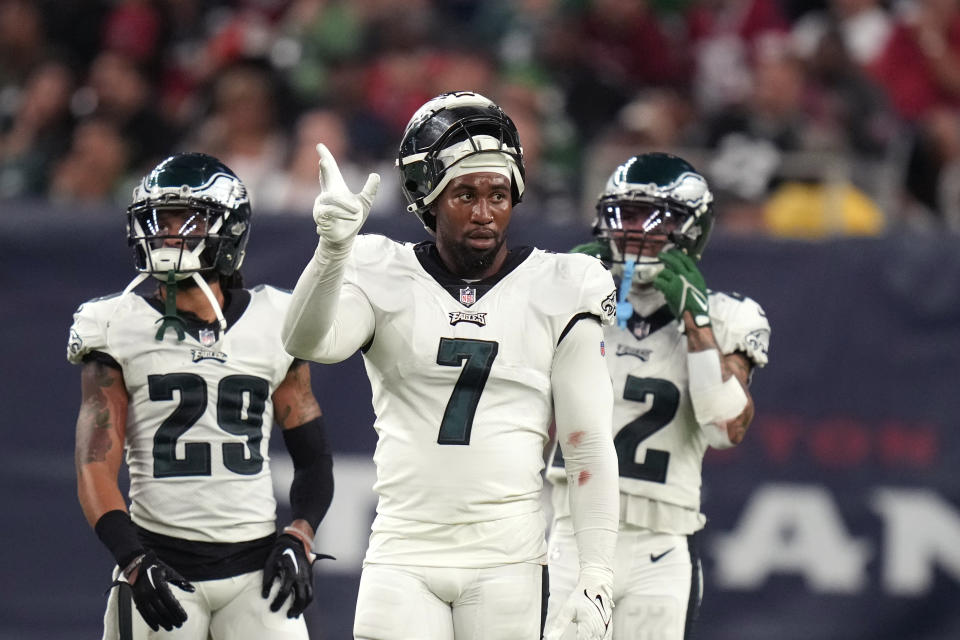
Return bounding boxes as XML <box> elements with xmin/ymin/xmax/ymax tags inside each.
<box><xmin>68</xmin><ymin>153</ymin><xmax>334</xmax><ymax>639</ymax></box>
<box><xmin>546</xmin><ymin>153</ymin><xmax>771</xmax><ymax>640</ymax></box>
<box><xmin>281</xmin><ymin>91</ymin><xmax>621</xmax><ymax>640</ymax></box>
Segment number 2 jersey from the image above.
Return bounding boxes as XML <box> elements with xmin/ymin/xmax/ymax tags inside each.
<box><xmin>343</xmin><ymin>235</ymin><xmax>616</xmax><ymax>568</ymax></box>
<box><xmin>549</xmin><ymin>291</ymin><xmax>770</xmax><ymax>534</ymax></box>
<box><xmin>66</xmin><ymin>285</ymin><xmax>295</xmax><ymax>545</ymax></box>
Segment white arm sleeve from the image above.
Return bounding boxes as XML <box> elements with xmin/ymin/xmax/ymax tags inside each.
<box><xmin>281</xmin><ymin>239</ymin><xmax>376</xmax><ymax>364</ymax></box>
<box><xmin>551</xmin><ymin>317</ymin><xmax>619</xmax><ymax>577</ymax></box>
<box><xmin>687</xmin><ymin>348</ymin><xmax>748</xmax><ymax>449</ymax></box>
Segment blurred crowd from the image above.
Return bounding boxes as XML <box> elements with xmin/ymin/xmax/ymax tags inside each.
<box><xmin>3</xmin><ymin>0</ymin><xmax>960</xmax><ymax>235</ymax></box>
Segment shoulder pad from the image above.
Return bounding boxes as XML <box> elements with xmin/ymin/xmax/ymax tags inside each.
<box><xmin>708</xmin><ymin>291</ymin><xmax>770</xmax><ymax>367</ymax></box>
<box><xmin>537</xmin><ymin>252</ymin><xmax>617</xmax><ymax>326</ymax></box>
<box><xmin>66</xmin><ymin>293</ymin><xmax>125</xmax><ymax>364</ymax></box>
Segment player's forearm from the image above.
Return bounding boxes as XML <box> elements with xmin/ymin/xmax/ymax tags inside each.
<box><xmin>75</xmin><ymin>362</ymin><xmax>128</xmax><ymax>527</ymax></box>
<box><xmin>564</xmin><ymin>432</ymin><xmax>619</xmax><ymax>575</ymax></box>
<box><xmin>551</xmin><ymin>319</ymin><xmax>620</xmax><ymax>572</ymax></box>
<box><xmin>282</xmin><ymin>244</ymin><xmax>350</xmax><ymax>359</ymax></box>
<box><xmin>77</xmin><ymin>464</ymin><xmax>128</xmax><ymax>527</ymax></box>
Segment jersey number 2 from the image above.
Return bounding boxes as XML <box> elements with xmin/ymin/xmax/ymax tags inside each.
<box><xmin>615</xmin><ymin>376</ymin><xmax>680</xmax><ymax>483</ymax></box>
<box><xmin>149</xmin><ymin>373</ymin><xmax>269</xmax><ymax>478</ymax></box>
<box><xmin>436</xmin><ymin>338</ymin><xmax>498</xmax><ymax>445</ymax></box>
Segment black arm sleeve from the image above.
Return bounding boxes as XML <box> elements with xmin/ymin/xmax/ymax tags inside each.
<box><xmin>95</xmin><ymin>510</ymin><xmax>145</xmax><ymax>568</ymax></box>
<box><xmin>281</xmin><ymin>417</ymin><xmax>334</xmax><ymax>531</ymax></box>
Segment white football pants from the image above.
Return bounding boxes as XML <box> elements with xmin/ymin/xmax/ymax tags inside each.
<box><xmin>546</xmin><ymin>517</ymin><xmax>702</xmax><ymax>640</ymax></box>
<box><xmin>354</xmin><ymin>562</ymin><xmax>547</xmax><ymax>640</ymax></box>
<box><xmin>101</xmin><ymin>567</ymin><xmax>309</xmax><ymax>640</ymax></box>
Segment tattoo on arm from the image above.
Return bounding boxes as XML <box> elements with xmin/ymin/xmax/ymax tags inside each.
<box><xmin>724</xmin><ymin>352</ymin><xmax>752</xmax><ymax>386</ymax></box>
<box><xmin>75</xmin><ymin>363</ymin><xmax>122</xmax><ymax>468</ymax></box>
<box><xmin>273</xmin><ymin>361</ymin><xmax>322</xmax><ymax>429</ymax></box>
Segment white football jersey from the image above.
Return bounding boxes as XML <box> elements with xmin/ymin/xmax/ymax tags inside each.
<box><xmin>67</xmin><ymin>285</ymin><xmax>296</xmax><ymax>543</ymax></box>
<box><xmin>344</xmin><ymin>235</ymin><xmax>616</xmax><ymax>567</ymax></box>
<box><xmin>550</xmin><ymin>291</ymin><xmax>770</xmax><ymax>534</ymax></box>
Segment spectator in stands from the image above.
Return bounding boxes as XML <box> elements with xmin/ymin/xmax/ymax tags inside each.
<box><xmin>0</xmin><ymin>0</ymin><xmax>48</xmax><ymax>85</ymax></box>
<box><xmin>868</xmin><ymin>0</ymin><xmax>960</xmax><ymax>122</ymax></box>
<box><xmin>186</xmin><ymin>59</ymin><xmax>289</xmax><ymax>207</ymax></box>
<box><xmin>48</xmin><ymin>117</ymin><xmax>131</xmax><ymax>205</ymax></box>
<box><xmin>262</xmin><ymin>107</ymin><xmax>401</xmax><ymax>217</ymax></box>
<box><xmin>684</xmin><ymin>0</ymin><xmax>790</xmax><ymax>112</ymax></box>
<box><xmin>791</xmin><ymin>0</ymin><xmax>892</xmax><ymax>68</ymax></box>
<box><xmin>84</xmin><ymin>51</ymin><xmax>174</xmax><ymax>173</ymax></box>
<box><xmin>0</xmin><ymin>59</ymin><xmax>74</xmax><ymax>198</ymax></box>
<box><xmin>543</xmin><ymin>0</ymin><xmax>686</xmax><ymax>144</ymax></box>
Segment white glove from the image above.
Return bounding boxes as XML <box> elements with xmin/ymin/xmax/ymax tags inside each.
<box><xmin>544</xmin><ymin>574</ymin><xmax>613</xmax><ymax>640</ymax></box>
<box><xmin>313</xmin><ymin>143</ymin><xmax>380</xmax><ymax>246</ymax></box>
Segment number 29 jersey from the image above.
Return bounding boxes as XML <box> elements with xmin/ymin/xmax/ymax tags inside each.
<box><xmin>549</xmin><ymin>291</ymin><xmax>770</xmax><ymax>535</ymax></box>
<box><xmin>343</xmin><ymin>235</ymin><xmax>616</xmax><ymax>568</ymax></box>
<box><xmin>66</xmin><ymin>285</ymin><xmax>296</xmax><ymax>543</ymax></box>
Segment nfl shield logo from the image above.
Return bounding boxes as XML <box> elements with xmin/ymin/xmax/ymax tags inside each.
<box><xmin>459</xmin><ymin>287</ymin><xmax>476</xmax><ymax>306</ymax></box>
<box><xmin>632</xmin><ymin>322</ymin><xmax>650</xmax><ymax>340</ymax></box>
<box><xmin>199</xmin><ymin>328</ymin><xmax>217</xmax><ymax>347</ymax></box>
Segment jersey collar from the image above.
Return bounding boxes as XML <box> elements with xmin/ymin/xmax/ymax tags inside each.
<box><xmin>413</xmin><ymin>241</ymin><xmax>533</xmax><ymax>306</ymax></box>
<box><xmin>626</xmin><ymin>305</ymin><xmax>675</xmax><ymax>340</ymax></box>
<box><xmin>143</xmin><ymin>288</ymin><xmax>251</xmax><ymax>343</ymax></box>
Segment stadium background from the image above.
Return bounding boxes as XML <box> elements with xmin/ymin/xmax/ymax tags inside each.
<box><xmin>2</xmin><ymin>1</ymin><xmax>960</xmax><ymax>638</ymax></box>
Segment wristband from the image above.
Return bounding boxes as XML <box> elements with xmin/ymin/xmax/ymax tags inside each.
<box><xmin>687</xmin><ymin>349</ymin><xmax>747</xmax><ymax>448</ymax></box>
<box><xmin>94</xmin><ymin>510</ymin><xmax>145</xmax><ymax>568</ymax></box>
<box><xmin>282</xmin><ymin>526</ymin><xmax>316</xmax><ymax>562</ymax></box>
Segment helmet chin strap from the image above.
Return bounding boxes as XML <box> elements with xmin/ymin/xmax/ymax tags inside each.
<box><xmin>152</xmin><ymin>272</ymin><xmax>227</xmax><ymax>341</ymax></box>
<box><xmin>190</xmin><ymin>272</ymin><xmax>227</xmax><ymax>332</ymax></box>
<box><xmin>155</xmin><ymin>271</ymin><xmax>188</xmax><ymax>341</ymax></box>
<box><xmin>122</xmin><ymin>270</ymin><xmax>228</xmax><ymax>342</ymax></box>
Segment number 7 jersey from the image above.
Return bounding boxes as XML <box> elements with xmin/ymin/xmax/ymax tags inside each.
<box><xmin>549</xmin><ymin>291</ymin><xmax>770</xmax><ymax>534</ymax></box>
<box><xmin>66</xmin><ymin>285</ymin><xmax>296</xmax><ymax>543</ymax></box>
<box><xmin>343</xmin><ymin>235</ymin><xmax>616</xmax><ymax>568</ymax></box>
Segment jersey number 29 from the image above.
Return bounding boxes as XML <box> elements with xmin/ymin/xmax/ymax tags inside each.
<box><xmin>149</xmin><ymin>373</ymin><xmax>269</xmax><ymax>478</ymax></box>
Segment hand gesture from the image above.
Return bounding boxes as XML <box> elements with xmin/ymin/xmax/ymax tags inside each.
<box><xmin>544</xmin><ymin>579</ymin><xmax>613</xmax><ymax>640</ymax></box>
<box><xmin>262</xmin><ymin>533</ymin><xmax>316</xmax><ymax>618</ymax></box>
<box><xmin>125</xmin><ymin>551</ymin><xmax>195</xmax><ymax>631</ymax></box>
<box><xmin>313</xmin><ymin>143</ymin><xmax>380</xmax><ymax>245</ymax></box>
<box><xmin>653</xmin><ymin>249</ymin><xmax>711</xmax><ymax>327</ymax></box>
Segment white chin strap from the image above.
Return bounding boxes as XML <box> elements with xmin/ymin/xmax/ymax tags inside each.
<box><xmin>191</xmin><ymin>274</ymin><xmax>227</xmax><ymax>331</ymax></box>
<box><xmin>122</xmin><ymin>245</ymin><xmax>228</xmax><ymax>335</ymax></box>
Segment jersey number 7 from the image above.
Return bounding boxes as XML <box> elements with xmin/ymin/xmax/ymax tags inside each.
<box><xmin>435</xmin><ymin>337</ymin><xmax>499</xmax><ymax>445</ymax></box>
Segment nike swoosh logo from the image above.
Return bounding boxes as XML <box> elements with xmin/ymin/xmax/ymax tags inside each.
<box><xmin>584</xmin><ymin>589</ymin><xmax>611</xmax><ymax>628</ymax></box>
<box><xmin>650</xmin><ymin>547</ymin><xmax>675</xmax><ymax>563</ymax></box>
<box><xmin>146</xmin><ymin>565</ymin><xmax>158</xmax><ymax>589</ymax></box>
<box><xmin>282</xmin><ymin>548</ymin><xmax>300</xmax><ymax>573</ymax></box>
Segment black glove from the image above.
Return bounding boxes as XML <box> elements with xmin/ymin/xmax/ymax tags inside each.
<box><xmin>125</xmin><ymin>551</ymin><xmax>195</xmax><ymax>631</ymax></box>
<box><xmin>262</xmin><ymin>533</ymin><xmax>315</xmax><ymax>618</ymax></box>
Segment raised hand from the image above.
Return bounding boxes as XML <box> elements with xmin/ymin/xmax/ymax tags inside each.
<box><xmin>313</xmin><ymin>143</ymin><xmax>380</xmax><ymax>245</ymax></box>
<box><xmin>653</xmin><ymin>248</ymin><xmax>711</xmax><ymax>327</ymax></box>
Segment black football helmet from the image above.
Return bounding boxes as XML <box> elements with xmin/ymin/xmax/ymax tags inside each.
<box><xmin>595</xmin><ymin>152</ymin><xmax>714</xmax><ymax>266</ymax></box>
<box><xmin>397</xmin><ymin>91</ymin><xmax>525</xmax><ymax>231</ymax></box>
<box><xmin>127</xmin><ymin>152</ymin><xmax>251</xmax><ymax>281</ymax></box>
